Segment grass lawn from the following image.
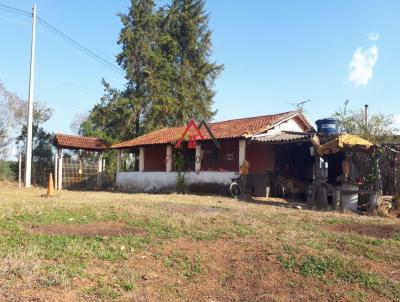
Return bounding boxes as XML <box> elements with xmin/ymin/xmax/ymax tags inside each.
<box><xmin>0</xmin><ymin>182</ymin><xmax>400</xmax><ymax>301</ymax></box>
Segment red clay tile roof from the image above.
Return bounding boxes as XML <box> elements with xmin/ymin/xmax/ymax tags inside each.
<box><xmin>54</xmin><ymin>134</ymin><xmax>109</xmax><ymax>151</ymax></box>
<box><xmin>112</xmin><ymin>111</ymin><xmax>310</xmax><ymax>149</ymax></box>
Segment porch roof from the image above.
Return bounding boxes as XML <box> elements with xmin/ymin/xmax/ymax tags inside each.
<box><xmin>54</xmin><ymin>133</ymin><xmax>109</xmax><ymax>151</ymax></box>
<box><xmin>251</xmin><ymin>131</ymin><xmax>313</xmax><ymax>144</ymax></box>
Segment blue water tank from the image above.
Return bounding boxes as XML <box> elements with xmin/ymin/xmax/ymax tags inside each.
<box><xmin>315</xmin><ymin>118</ymin><xmax>338</xmax><ymax>134</ymax></box>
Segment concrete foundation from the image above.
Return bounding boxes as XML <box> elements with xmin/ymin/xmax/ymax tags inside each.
<box><xmin>116</xmin><ymin>171</ymin><xmax>237</xmax><ymax>193</ymax></box>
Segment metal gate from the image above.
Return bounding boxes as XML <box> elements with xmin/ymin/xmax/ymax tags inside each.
<box><xmin>62</xmin><ymin>157</ymin><xmax>100</xmax><ymax>189</ymax></box>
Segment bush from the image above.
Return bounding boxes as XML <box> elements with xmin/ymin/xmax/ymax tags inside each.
<box><xmin>0</xmin><ymin>160</ymin><xmax>16</xmax><ymax>181</ymax></box>
<box><xmin>173</xmin><ymin>151</ymin><xmax>187</xmax><ymax>194</ymax></box>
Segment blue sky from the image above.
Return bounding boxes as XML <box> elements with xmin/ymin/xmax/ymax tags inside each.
<box><xmin>0</xmin><ymin>0</ymin><xmax>399</xmax><ymax>137</ymax></box>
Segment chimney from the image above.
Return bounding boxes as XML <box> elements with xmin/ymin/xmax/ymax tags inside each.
<box><xmin>364</xmin><ymin>104</ymin><xmax>368</xmax><ymax>126</ymax></box>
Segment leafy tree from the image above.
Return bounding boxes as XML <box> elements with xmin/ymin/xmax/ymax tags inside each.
<box><xmin>0</xmin><ymin>160</ymin><xmax>15</xmax><ymax>181</ymax></box>
<box><xmin>117</xmin><ymin>0</ymin><xmax>162</xmax><ymax>136</ymax></box>
<box><xmin>16</xmin><ymin>103</ymin><xmax>54</xmax><ymax>186</ymax></box>
<box><xmin>80</xmin><ymin>0</ymin><xmax>222</xmax><ymax>140</ymax></box>
<box><xmin>79</xmin><ymin>80</ymin><xmax>129</xmax><ymax>142</ymax></box>
<box><xmin>78</xmin><ymin>0</ymin><xmax>222</xmax><ymax>187</ymax></box>
<box><xmin>165</xmin><ymin>0</ymin><xmax>223</xmax><ymax>122</ymax></box>
<box><xmin>333</xmin><ymin>100</ymin><xmax>397</xmax><ymax>144</ymax></box>
<box><xmin>333</xmin><ymin>100</ymin><xmax>398</xmax><ymax>194</ymax></box>
<box><xmin>0</xmin><ymin>81</ymin><xmax>25</xmax><ymax>153</ymax></box>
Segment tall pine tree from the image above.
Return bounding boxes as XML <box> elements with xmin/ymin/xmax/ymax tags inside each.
<box><xmin>167</xmin><ymin>0</ymin><xmax>223</xmax><ymax>122</ymax></box>
<box><xmin>80</xmin><ymin>0</ymin><xmax>222</xmax><ymax>141</ymax></box>
<box><xmin>117</xmin><ymin>0</ymin><xmax>159</xmax><ymax>137</ymax></box>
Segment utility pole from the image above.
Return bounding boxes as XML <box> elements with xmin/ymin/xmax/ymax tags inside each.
<box><xmin>25</xmin><ymin>4</ymin><xmax>37</xmax><ymax>187</ymax></box>
<box><xmin>364</xmin><ymin>104</ymin><xmax>368</xmax><ymax>127</ymax></box>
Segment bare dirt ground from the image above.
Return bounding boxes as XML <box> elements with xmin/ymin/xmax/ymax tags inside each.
<box><xmin>0</xmin><ymin>182</ymin><xmax>399</xmax><ymax>302</ymax></box>
<box><xmin>327</xmin><ymin>223</ymin><xmax>400</xmax><ymax>239</ymax></box>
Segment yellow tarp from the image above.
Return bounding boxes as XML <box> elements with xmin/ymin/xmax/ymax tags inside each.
<box><xmin>312</xmin><ymin>134</ymin><xmax>374</xmax><ymax>155</ymax></box>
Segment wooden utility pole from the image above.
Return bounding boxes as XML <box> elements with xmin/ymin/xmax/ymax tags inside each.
<box><xmin>24</xmin><ymin>4</ymin><xmax>37</xmax><ymax>187</ymax></box>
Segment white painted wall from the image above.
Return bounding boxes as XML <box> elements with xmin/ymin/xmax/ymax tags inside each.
<box><xmin>116</xmin><ymin>171</ymin><xmax>237</xmax><ymax>192</ymax></box>
<box><xmin>265</xmin><ymin>118</ymin><xmax>303</xmax><ymax>135</ymax></box>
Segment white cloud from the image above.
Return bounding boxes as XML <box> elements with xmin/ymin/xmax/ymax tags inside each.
<box><xmin>368</xmin><ymin>33</ymin><xmax>380</xmax><ymax>41</ymax></box>
<box><xmin>348</xmin><ymin>45</ymin><xmax>378</xmax><ymax>86</ymax></box>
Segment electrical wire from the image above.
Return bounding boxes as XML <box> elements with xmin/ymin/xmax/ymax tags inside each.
<box><xmin>37</xmin><ymin>16</ymin><xmax>124</xmax><ymax>76</ymax></box>
<box><xmin>0</xmin><ymin>3</ymin><xmax>31</xmax><ymax>17</ymax></box>
<box><xmin>0</xmin><ymin>2</ymin><xmax>124</xmax><ymax>76</ymax></box>
<box><xmin>0</xmin><ymin>14</ymin><xmax>30</xmax><ymax>26</ymax></box>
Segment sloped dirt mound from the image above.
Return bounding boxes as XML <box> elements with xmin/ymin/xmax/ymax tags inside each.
<box><xmin>328</xmin><ymin>223</ymin><xmax>400</xmax><ymax>239</ymax></box>
<box><xmin>26</xmin><ymin>222</ymin><xmax>146</xmax><ymax>237</ymax></box>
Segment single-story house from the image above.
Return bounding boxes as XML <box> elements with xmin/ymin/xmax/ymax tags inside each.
<box><xmin>112</xmin><ymin>110</ymin><xmax>316</xmax><ymax>196</ymax></box>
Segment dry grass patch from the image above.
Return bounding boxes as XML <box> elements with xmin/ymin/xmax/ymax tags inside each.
<box><xmin>1</xmin><ymin>182</ymin><xmax>400</xmax><ymax>301</ymax></box>
<box><xmin>25</xmin><ymin>221</ymin><xmax>147</xmax><ymax>237</ymax></box>
<box><xmin>327</xmin><ymin>222</ymin><xmax>400</xmax><ymax>239</ymax></box>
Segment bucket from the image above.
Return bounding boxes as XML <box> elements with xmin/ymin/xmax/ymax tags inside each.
<box><xmin>341</xmin><ymin>183</ymin><xmax>359</xmax><ymax>212</ymax></box>
<box><xmin>315</xmin><ymin>118</ymin><xmax>338</xmax><ymax>134</ymax></box>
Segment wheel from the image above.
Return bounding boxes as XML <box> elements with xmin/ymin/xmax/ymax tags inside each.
<box><xmin>230</xmin><ymin>182</ymin><xmax>243</xmax><ymax>199</ymax></box>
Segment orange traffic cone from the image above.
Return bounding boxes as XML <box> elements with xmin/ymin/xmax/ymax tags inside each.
<box><xmin>47</xmin><ymin>173</ymin><xmax>54</xmax><ymax>197</ymax></box>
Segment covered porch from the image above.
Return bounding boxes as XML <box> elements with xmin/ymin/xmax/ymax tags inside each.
<box><xmin>114</xmin><ymin>138</ymin><xmax>245</xmax><ymax>193</ymax></box>
<box><xmin>114</xmin><ymin>132</ymin><xmax>315</xmax><ymax>196</ymax></box>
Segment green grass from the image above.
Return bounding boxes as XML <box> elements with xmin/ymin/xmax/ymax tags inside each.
<box><xmin>277</xmin><ymin>244</ymin><xmax>400</xmax><ymax>301</ymax></box>
<box><xmin>164</xmin><ymin>250</ymin><xmax>203</xmax><ymax>279</ymax></box>
<box><xmin>1</xmin><ymin>183</ymin><xmax>399</xmax><ymax>301</ymax></box>
<box><xmin>84</xmin><ymin>278</ymin><xmax>121</xmax><ymax>300</ymax></box>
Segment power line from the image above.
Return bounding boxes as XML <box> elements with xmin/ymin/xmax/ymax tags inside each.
<box><xmin>0</xmin><ymin>3</ymin><xmax>31</xmax><ymax>17</ymax></box>
<box><xmin>37</xmin><ymin>16</ymin><xmax>124</xmax><ymax>76</ymax></box>
<box><xmin>0</xmin><ymin>14</ymin><xmax>30</xmax><ymax>26</ymax></box>
<box><xmin>0</xmin><ymin>2</ymin><xmax>124</xmax><ymax>76</ymax></box>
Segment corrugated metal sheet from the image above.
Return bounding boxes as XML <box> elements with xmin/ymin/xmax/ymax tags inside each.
<box><xmin>251</xmin><ymin>132</ymin><xmax>312</xmax><ymax>143</ymax></box>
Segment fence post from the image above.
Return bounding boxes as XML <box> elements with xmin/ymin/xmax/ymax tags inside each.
<box><xmin>97</xmin><ymin>152</ymin><xmax>103</xmax><ymax>188</ymax></box>
<box><xmin>57</xmin><ymin>149</ymin><xmax>63</xmax><ymax>190</ymax></box>
<box><xmin>54</xmin><ymin>151</ymin><xmax>58</xmax><ymax>190</ymax></box>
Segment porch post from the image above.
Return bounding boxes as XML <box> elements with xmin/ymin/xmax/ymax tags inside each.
<box><xmin>166</xmin><ymin>145</ymin><xmax>172</xmax><ymax>172</ymax></box>
<box><xmin>97</xmin><ymin>152</ymin><xmax>103</xmax><ymax>172</ymax></box>
<box><xmin>57</xmin><ymin>148</ymin><xmax>63</xmax><ymax>190</ymax></box>
<box><xmin>97</xmin><ymin>152</ymin><xmax>103</xmax><ymax>188</ymax></box>
<box><xmin>116</xmin><ymin>150</ymin><xmax>121</xmax><ymax>173</ymax></box>
<box><xmin>239</xmin><ymin>139</ymin><xmax>246</xmax><ymax>170</ymax></box>
<box><xmin>54</xmin><ymin>151</ymin><xmax>58</xmax><ymax>190</ymax></box>
<box><xmin>139</xmin><ymin>147</ymin><xmax>144</xmax><ymax>172</ymax></box>
<box><xmin>195</xmin><ymin>143</ymin><xmax>201</xmax><ymax>172</ymax></box>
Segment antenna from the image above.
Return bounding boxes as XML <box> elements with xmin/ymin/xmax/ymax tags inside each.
<box><xmin>287</xmin><ymin>99</ymin><xmax>311</xmax><ymax>112</ymax></box>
